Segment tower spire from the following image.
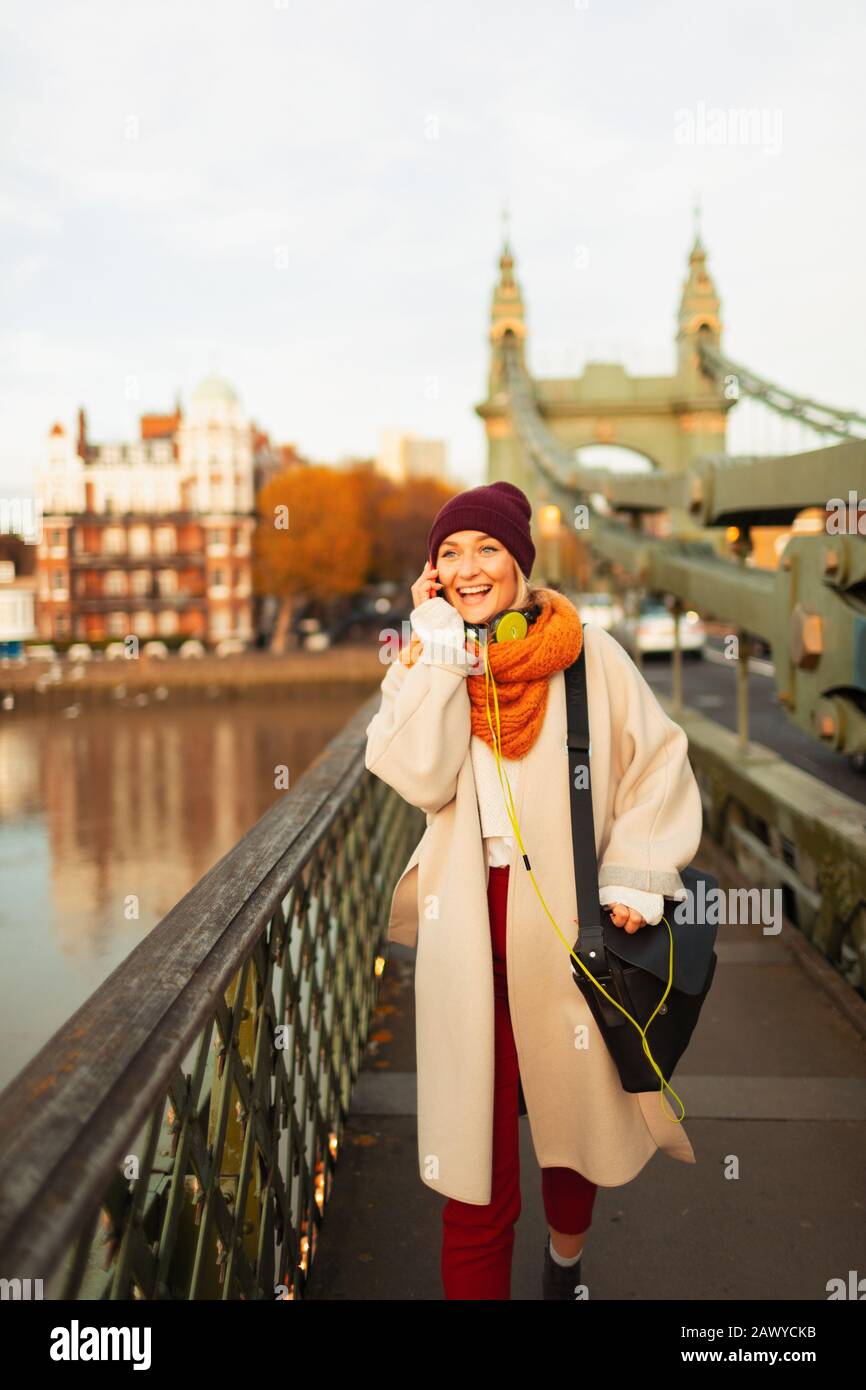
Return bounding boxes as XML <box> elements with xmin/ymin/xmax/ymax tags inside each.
<box><xmin>497</xmin><ymin>204</ymin><xmax>516</xmax><ymax>288</ymax></box>
<box><xmin>488</xmin><ymin>223</ymin><xmax>525</xmax><ymax>391</ymax></box>
<box><xmin>677</xmin><ymin>212</ymin><xmax>722</xmax><ymax>383</ymax></box>
<box><xmin>501</xmin><ymin>201</ymin><xmax>511</xmax><ymax>251</ymax></box>
<box><xmin>691</xmin><ymin>192</ymin><xmax>705</xmax><ymax>255</ymax></box>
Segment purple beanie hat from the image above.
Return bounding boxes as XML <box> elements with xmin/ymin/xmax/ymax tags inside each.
<box><xmin>427</xmin><ymin>481</ymin><xmax>536</xmax><ymax>578</ymax></box>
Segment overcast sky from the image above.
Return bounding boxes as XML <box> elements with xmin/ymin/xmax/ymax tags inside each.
<box><xmin>1</xmin><ymin>0</ymin><xmax>864</xmax><ymax>496</ymax></box>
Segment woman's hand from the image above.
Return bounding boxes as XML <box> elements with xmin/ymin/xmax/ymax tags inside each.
<box><xmin>574</xmin><ymin>904</ymin><xmax>648</xmax><ymax>936</ymax></box>
<box><xmin>411</xmin><ymin>561</ymin><xmax>443</xmax><ymax>609</ymax></box>
<box><xmin>606</xmin><ymin>903</ymin><xmax>647</xmax><ymax>933</ymax></box>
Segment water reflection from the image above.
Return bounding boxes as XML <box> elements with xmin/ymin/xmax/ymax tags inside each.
<box><xmin>0</xmin><ymin>690</ymin><xmax>367</xmax><ymax>1092</ymax></box>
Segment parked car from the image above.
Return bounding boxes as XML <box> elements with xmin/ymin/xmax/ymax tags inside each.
<box><xmin>179</xmin><ymin>639</ymin><xmax>206</xmax><ymax>659</ymax></box>
<box><xmin>326</xmin><ymin>607</ymin><xmax>396</xmax><ymax>645</ymax></box>
<box><xmin>66</xmin><ymin>643</ymin><xmax>93</xmax><ymax>662</ymax></box>
<box><xmin>575</xmin><ymin>592</ymin><xmax>622</xmax><ymax>631</ymax></box>
<box><xmin>142</xmin><ymin>640</ymin><xmax>169</xmax><ymax>659</ymax></box>
<box><xmin>610</xmin><ymin>598</ymin><xmax>705</xmax><ymax>657</ymax></box>
<box><xmin>105</xmin><ymin>641</ymin><xmax>129</xmax><ymax>660</ymax></box>
<box><xmin>214</xmin><ymin>639</ymin><xmax>248</xmax><ymax>658</ymax></box>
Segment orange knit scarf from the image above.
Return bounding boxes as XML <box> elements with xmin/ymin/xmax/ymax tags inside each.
<box><xmin>399</xmin><ymin>587</ymin><xmax>583</xmax><ymax>759</ymax></box>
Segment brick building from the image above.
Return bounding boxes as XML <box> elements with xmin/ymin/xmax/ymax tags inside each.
<box><xmin>36</xmin><ymin>377</ymin><xmax>262</xmax><ymax>645</ymax></box>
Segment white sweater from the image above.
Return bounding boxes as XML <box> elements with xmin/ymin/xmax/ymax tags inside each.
<box><xmin>407</xmin><ymin>595</ymin><xmax>666</xmax><ymax>921</ymax></box>
<box><xmin>471</xmin><ymin>734</ymin><xmax>520</xmax><ymax>866</ymax></box>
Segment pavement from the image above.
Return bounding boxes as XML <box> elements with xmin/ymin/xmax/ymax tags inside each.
<box><xmin>636</xmin><ymin>639</ymin><xmax>866</xmax><ymax>804</ymax></box>
<box><xmin>304</xmin><ymin>833</ymin><xmax>866</xmax><ymax>1301</ymax></box>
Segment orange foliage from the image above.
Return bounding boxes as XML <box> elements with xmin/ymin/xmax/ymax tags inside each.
<box><xmin>358</xmin><ymin>473</ymin><xmax>460</xmax><ymax>584</ymax></box>
<box><xmin>254</xmin><ymin>464</ymin><xmax>370</xmax><ymax>602</ymax></box>
<box><xmin>254</xmin><ymin>461</ymin><xmax>461</xmax><ymax>605</ymax></box>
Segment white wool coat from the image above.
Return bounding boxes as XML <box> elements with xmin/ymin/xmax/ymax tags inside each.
<box><xmin>364</xmin><ymin>600</ymin><xmax>704</xmax><ymax>1205</ymax></box>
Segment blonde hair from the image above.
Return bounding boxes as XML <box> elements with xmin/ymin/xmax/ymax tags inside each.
<box><xmin>513</xmin><ymin>561</ymin><xmax>539</xmax><ymax>608</ymax></box>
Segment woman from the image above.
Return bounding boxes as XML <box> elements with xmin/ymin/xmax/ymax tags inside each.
<box><xmin>364</xmin><ymin>481</ymin><xmax>703</xmax><ymax>1301</ymax></box>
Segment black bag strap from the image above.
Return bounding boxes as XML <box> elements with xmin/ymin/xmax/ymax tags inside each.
<box><xmin>564</xmin><ymin>648</ymin><xmax>608</xmax><ymax>980</ymax></box>
<box><xmin>564</xmin><ymin>645</ymin><xmax>720</xmax><ymax>995</ymax></box>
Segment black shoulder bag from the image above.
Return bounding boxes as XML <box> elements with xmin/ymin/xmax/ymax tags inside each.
<box><xmin>564</xmin><ymin>645</ymin><xmax>719</xmax><ymax>1093</ymax></box>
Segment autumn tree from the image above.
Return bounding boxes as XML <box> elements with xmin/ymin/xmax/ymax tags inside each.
<box><xmin>383</xmin><ymin>475</ymin><xmax>460</xmax><ymax>583</ymax></box>
<box><xmin>352</xmin><ymin>471</ymin><xmax>459</xmax><ymax>589</ymax></box>
<box><xmin>255</xmin><ymin>464</ymin><xmax>371</xmax><ymax>652</ymax></box>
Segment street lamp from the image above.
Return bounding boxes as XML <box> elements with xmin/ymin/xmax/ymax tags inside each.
<box><xmin>537</xmin><ymin>504</ymin><xmax>561</xmax><ymax>585</ymax></box>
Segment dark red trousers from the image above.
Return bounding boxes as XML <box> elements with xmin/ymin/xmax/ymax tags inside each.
<box><xmin>440</xmin><ymin>863</ymin><xmax>598</xmax><ymax>1299</ymax></box>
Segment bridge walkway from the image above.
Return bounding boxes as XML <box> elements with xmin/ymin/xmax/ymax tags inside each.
<box><xmin>305</xmin><ymin>835</ymin><xmax>866</xmax><ymax>1301</ymax></box>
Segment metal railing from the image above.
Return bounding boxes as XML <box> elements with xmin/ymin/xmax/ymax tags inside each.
<box><xmin>0</xmin><ymin>690</ymin><xmax>422</xmax><ymax>1299</ymax></box>
<box><xmin>657</xmin><ymin>693</ymin><xmax>866</xmax><ymax>998</ymax></box>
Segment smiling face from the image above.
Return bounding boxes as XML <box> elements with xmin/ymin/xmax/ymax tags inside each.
<box><xmin>434</xmin><ymin>530</ymin><xmax>525</xmax><ymax>624</ymax></box>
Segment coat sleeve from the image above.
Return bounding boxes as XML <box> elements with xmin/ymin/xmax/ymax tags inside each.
<box><xmin>409</xmin><ymin>594</ymin><xmax>478</xmax><ymax>674</ymax></box>
<box><xmin>364</xmin><ymin>651</ymin><xmax>471</xmax><ymax>816</ymax></box>
<box><xmin>594</xmin><ymin>626</ymin><xmax>703</xmax><ymax>901</ymax></box>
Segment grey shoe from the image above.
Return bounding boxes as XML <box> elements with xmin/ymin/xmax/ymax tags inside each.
<box><xmin>542</xmin><ymin>1239</ymin><xmax>584</xmax><ymax>1301</ymax></box>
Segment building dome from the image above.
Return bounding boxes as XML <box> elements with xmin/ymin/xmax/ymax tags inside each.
<box><xmin>185</xmin><ymin>374</ymin><xmax>247</xmax><ymax>430</ymax></box>
<box><xmin>190</xmin><ymin>375</ymin><xmax>239</xmax><ymax>407</ymax></box>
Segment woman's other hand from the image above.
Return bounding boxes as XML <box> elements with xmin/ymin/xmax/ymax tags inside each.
<box><xmin>574</xmin><ymin>905</ymin><xmax>648</xmax><ymax>936</ymax></box>
<box><xmin>607</xmin><ymin>903</ymin><xmax>647</xmax><ymax>933</ymax></box>
<box><xmin>411</xmin><ymin>562</ymin><xmax>443</xmax><ymax>609</ymax></box>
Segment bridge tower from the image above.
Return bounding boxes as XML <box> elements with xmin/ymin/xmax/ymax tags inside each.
<box><xmin>481</xmin><ymin>238</ymin><xmax>536</xmax><ymax>503</ymax></box>
<box><xmin>477</xmin><ymin>229</ymin><xmax>733</xmax><ymax>554</ymax></box>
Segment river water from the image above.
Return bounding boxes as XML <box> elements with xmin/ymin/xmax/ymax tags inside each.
<box><xmin>0</xmin><ymin>690</ymin><xmax>371</xmax><ymax>1093</ymax></box>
